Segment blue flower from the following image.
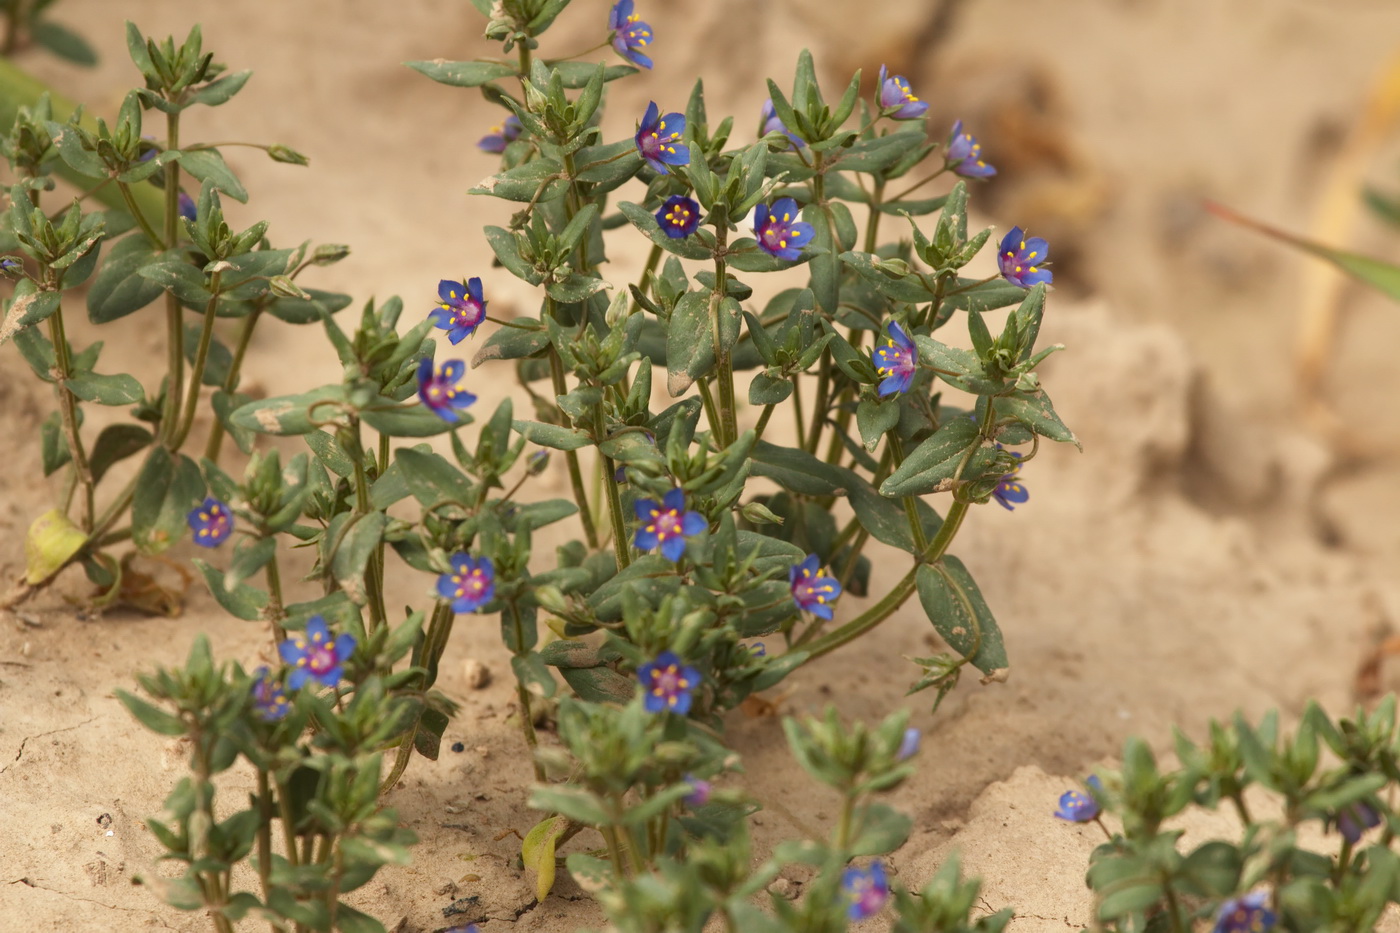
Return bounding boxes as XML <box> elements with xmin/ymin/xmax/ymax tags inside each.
<box><xmin>0</xmin><ymin>256</ymin><xmax>21</xmax><ymax>275</ymax></box>
<box><xmin>897</xmin><ymin>727</ymin><xmax>920</xmax><ymax>761</ymax></box>
<box><xmin>635</xmin><ymin>102</ymin><xmax>688</xmax><ymax>175</ymax></box>
<box><xmin>753</xmin><ymin>197</ymin><xmax>815</xmax><ymax>262</ymax></box>
<box><xmin>1212</xmin><ymin>892</ymin><xmax>1276</xmax><ymax>933</ymax></box>
<box><xmin>277</xmin><ymin>615</ymin><xmax>356</xmax><ymax>690</ymax></box>
<box><xmin>416</xmin><ymin>357</ymin><xmax>478</xmax><ymax>424</ymax></box>
<box><xmin>872</xmin><ymin>321</ymin><xmax>917</xmax><ymax>397</ymax></box>
<box><xmin>946</xmin><ymin>120</ymin><xmax>996</xmax><ymax>178</ymax></box>
<box><xmin>1053</xmin><ymin>775</ymin><xmax>1102</xmax><ymax>822</ymax></box>
<box><xmin>429</xmin><ymin>277</ymin><xmax>487</xmax><ymax>344</ymax></box>
<box><xmin>1336</xmin><ymin>800</ymin><xmax>1383</xmax><ymax>844</ymax></box>
<box><xmin>436</xmin><ymin>553</ymin><xmax>495</xmax><ymax>613</ymax></box>
<box><xmin>178</xmin><ymin>190</ymin><xmax>197</xmax><ymax>222</ymax></box>
<box><xmin>656</xmin><ymin>195</ymin><xmax>701</xmax><ymax>238</ymax></box>
<box><xmin>877</xmin><ymin>65</ymin><xmax>928</xmax><ymax>119</ymax></box>
<box><xmin>633</xmin><ymin>487</ymin><xmax>707</xmax><ymax>562</ymax></box>
<box><xmin>187</xmin><ymin>497</ymin><xmax>234</xmax><ymax>547</ymax></box>
<box><xmin>842</xmin><ymin>861</ymin><xmax>889</xmax><ymax>921</ymax></box>
<box><xmin>789</xmin><ymin>553</ymin><xmax>841</xmax><ymax>621</ymax></box>
<box><xmin>608</xmin><ymin>0</ymin><xmax>654</xmax><ymax>69</ymax></box>
<box><xmin>992</xmin><ymin>445</ymin><xmax>1028</xmax><ymax>511</ymax></box>
<box><xmin>250</xmin><ymin>667</ymin><xmax>290</xmax><ymax>722</ymax></box>
<box><xmin>478</xmin><ymin>115</ymin><xmax>522</xmax><ymax>154</ymax></box>
<box><xmin>760</xmin><ymin>99</ymin><xmax>805</xmax><ymax>149</ymax></box>
<box><xmin>997</xmin><ymin>226</ymin><xmax>1053</xmax><ymax>288</ymax></box>
<box><xmin>637</xmin><ymin>650</ymin><xmax>701</xmax><ymax>714</ymax></box>
<box><xmin>683</xmin><ymin>774</ymin><xmax>711</xmax><ymax>806</ymax></box>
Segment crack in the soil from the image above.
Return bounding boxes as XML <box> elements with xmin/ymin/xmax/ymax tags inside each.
<box><xmin>0</xmin><ymin>717</ymin><xmax>98</xmax><ymax>776</ymax></box>
<box><xmin>7</xmin><ymin>877</ymin><xmax>179</xmax><ymax>929</ymax></box>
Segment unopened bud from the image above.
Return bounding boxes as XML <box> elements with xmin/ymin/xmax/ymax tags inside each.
<box><xmin>532</xmin><ymin>584</ymin><xmax>569</xmax><ymax>616</ymax></box>
<box><xmin>876</xmin><ymin>258</ymin><xmax>910</xmax><ymax>276</ymax></box>
<box><xmin>740</xmin><ymin>501</ymin><xmax>784</xmax><ymax>526</ymax></box>
<box><xmin>267</xmin><ymin>144</ymin><xmax>310</xmax><ymax>166</ymax></box>
<box><xmin>526</xmin><ymin>450</ymin><xmax>550</xmax><ymax>476</ymax></box>
<box><xmin>312</xmin><ymin>243</ymin><xmax>351</xmax><ymax>266</ymax></box>
<box><xmin>0</xmin><ymin>257</ymin><xmax>22</xmax><ymax>278</ymax></box>
<box><xmin>268</xmin><ymin>275</ymin><xmax>311</xmax><ymax>300</ymax></box>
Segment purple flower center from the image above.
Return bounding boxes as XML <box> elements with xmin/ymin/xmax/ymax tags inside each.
<box><xmin>307</xmin><ymin>642</ymin><xmax>337</xmax><ymax>674</ymax></box>
<box><xmin>760</xmin><ymin>220</ymin><xmax>790</xmax><ymax>252</ymax></box>
<box><xmin>648</xmin><ymin>507</ymin><xmax>683</xmax><ymax>541</ymax></box>
<box><xmin>650</xmin><ymin>663</ymin><xmax>689</xmax><ymax>701</ymax></box>
<box><xmin>452</xmin><ymin>571</ymin><xmax>487</xmax><ymax>599</ymax></box>
<box><xmin>1003</xmin><ymin>240</ymin><xmax>1042</xmax><ymax>276</ymax></box>
<box><xmin>664</xmin><ymin>202</ymin><xmax>692</xmax><ymax>227</ymax></box>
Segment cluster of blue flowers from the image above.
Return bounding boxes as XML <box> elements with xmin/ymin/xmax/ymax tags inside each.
<box><xmin>248</xmin><ymin>615</ymin><xmax>358</xmax><ymax>722</ymax></box>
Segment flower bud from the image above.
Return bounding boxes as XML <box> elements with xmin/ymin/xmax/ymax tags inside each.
<box><xmin>532</xmin><ymin>584</ymin><xmax>569</xmax><ymax>616</ymax></box>
<box><xmin>526</xmin><ymin>450</ymin><xmax>550</xmax><ymax>476</ymax></box>
<box><xmin>268</xmin><ymin>275</ymin><xmax>311</xmax><ymax>300</ymax></box>
<box><xmin>740</xmin><ymin>501</ymin><xmax>784</xmax><ymax>526</ymax></box>
<box><xmin>312</xmin><ymin>243</ymin><xmax>351</xmax><ymax>266</ymax></box>
<box><xmin>267</xmin><ymin>144</ymin><xmax>310</xmax><ymax>166</ymax></box>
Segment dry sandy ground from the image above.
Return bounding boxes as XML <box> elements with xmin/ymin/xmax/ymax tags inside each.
<box><xmin>5</xmin><ymin>1</ymin><xmax>1400</xmax><ymax>931</ymax></box>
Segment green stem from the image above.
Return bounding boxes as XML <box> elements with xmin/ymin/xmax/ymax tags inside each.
<box><xmin>752</xmin><ymin>403</ymin><xmax>776</xmax><ymax>444</ymax></box>
<box><xmin>547</xmin><ymin>346</ymin><xmax>599</xmax><ymax>549</ymax></box>
<box><xmin>835</xmin><ymin>797</ymin><xmax>855</xmax><ymax>850</ymax></box>
<box><xmin>264</xmin><ymin>553</ymin><xmax>286</xmax><ymax>645</ymax></box>
<box><xmin>603</xmin><ymin>824</ymin><xmax>627</xmax><ymax>879</ymax></box>
<box><xmin>350</xmin><ymin>418</ymin><xmax>386</xmax><ymax>632</ymax></box>
<box><xmin>888</xmin><ymin>435</ymin><xmax>929</xmax><ymax>553</ymax></box>
<box><xmin>509</xmin><ymin>599</ymin><xmax>545</xmax><ymax>782</ymax></box>
<box><xmin>710</xmin><ymin>239</ymin><xmax>737</xmax><ymax>448</ymax></box>
<box><xmin>159</xmin><ymin>111</ymin><xmax>183</xmax><ymax>447</ymax></box>
<box><xmin>115</xmin><ymin>181</ymin><xmax>166</xmax><ymax>249</ymax></box>
<box><xmin>45</xmin><ymin>300</ymin><xmax>94</xmax><ymax>530</ymax></box>
<box><xmin>791</xmin><ymin>373</ymin><xmax>806</xmax><ymax>450</ymax></box>
<box><xmin>630</xmin><ymin>243</ymin><xmax>663</xmax><ymax>316</ymax></box>
<box><xmin>804</xmin><ymin>354</ymin><xmax>830</xmax><ymax>455</ymax></box>
<box><xmin>1160</xmin><ymin>876</ymin><xmax>1186</xmax><ymax>933</ymax></box>
<box><xmin>598</xmin><ymin>423</ymin><xmax>631</xmax><ymax>570</ymax></box>
<box><xmin>255</xmin><ymin>770</ymin><xmax>279</xmax><ymax>931</ymax></box>
<box><xmin>169</xmin><ymin>270</ymin><xmax>221</xmax><ymax>449</ymax></box>
<box><xmin>204</xmin><ymin>305</ymin><xmax>263</xmax><ymax>462</ymax></box>
<box><xmin>863</xmin><ymin>179</ymin><xmax>885</xmax><ymax>254</ymax></box>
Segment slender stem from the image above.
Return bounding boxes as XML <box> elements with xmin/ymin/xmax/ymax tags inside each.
<box><xmin>630</xmin><ymin>244</ymin><xmax>663</xmax><ymax>316</ymax></box>
<box><xmin>886</xmin><ymin>165</ymin><xmax>949</xmax><ymax>204</ymax></box>
<box><xmin>863</xmin><ymin>179</ymin><xmax>885</xmax><ymax>254</ymax></box>
<box><xmin>602</xmin><ymin>824</ymin><xmax>627</xmax><ymax>878</ymax></box>
<box><xmin>510</xmin><ymin>600</ymin><xmax>545</xmax><ymax>782</ymax></box>
<box><xmin>275</xmin><ymin>778</ymin><xmax>300</xmax><ymax>868</ymax></box>
<box><xmin>804</xmin><ymin>354</ymin><xmax>830</xmax><ymax>455</ymax></box>
<box><xmin>835</xmin><ymin>797</ymin><xmax>855</xmax><ymax>850</ymax></box>
<box><xmin>547</xmin><ymin>346</ymin><xmax>599</xmax><ymax>549</ymax></box>
<box><xmin>255</xmin><ymin>770</ymin><xmax>277</xmax><ymax>929</ymax></box>
<box><xmin>752</xmin><ymin>403</ymin><xmax>776</xmax><ymax>444</ymax></box>
<box><xmin>116</xmin><ymin>181</ymin><xmax>166</xmax><ymax>249</ymax></box>
<box><xmin>791</xmin><ymin>373</ymin><xmax>806</xmax><ymax>450</ymax></box>
<box><xmin>45</xmin><ymin>300</ymin><xmax>94</xmax><ymax>530</ymax></box>
<box><xmin>696</xmin><ymin>378</ymin><xmax>721</xmax><ymax>438</ymax></box>
<box><xmin>598</xmin><ymin>416</ymin><xmax>631</xmax><ymax>570</ymax></box>
<box><xmin>159</xmin><ymin>112</ymin><xmax>183</xmax><ymax>447</ymax></box>
<box><xmin>1160</xmin><ymin>876</ymin><xmax>1186</xmax><ymax>933</ymax></box>
<box><xmin>710</xmin><ymin>234</ymin><xmax>737</xmax><ymax>448</ymax></box>
<box><xmin>889</xmin><ymin>435</ymin><xmax>929</xmax><ymax>553</ymax></box>
<box><xmin>204</xmin><ymin>306</ymin><xmax>264</xmax><ymax>462</ymax></box>
<box><xmin>264</xmin><ymin>553</ymin><xmax>286</xmax><ymax>645</ymax></box>
<box><xmin>170</xmin><ymin>270</ymin><xmax>221</xmax><ymax>449</ymax></box>
<box><xmin>350</xmin><ymin>418</ymin><xmax>386</xmax><ymax>632</ymax></box>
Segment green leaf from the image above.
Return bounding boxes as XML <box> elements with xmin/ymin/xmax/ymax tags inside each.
<box><xmin>916</xmin><ymin>557</ymin><xmax>1008</xmax><ymax>679</ymax></box>
<box><xmin>177</xmin><ymin>149</ymin><xmax>248</xmax><ymax>203</ymax></box>
<box><xmin>31</xmin><ymin>20</ymin><xmax>98</xmax><ymax>66</ymax></box>
<box><xmin>521</xmin><ymin>815</ymin><xmax>569</xmax><ymax>901</ymax></box>
<box><xmin>513</xmin><ymin>420</ymin><xmax>591</xmax><ymax>451</ymax></box>
<box><xmin>529</xmin><ymin>785</ymin><xmax>611</xmax><ymax>826</ymax></box>
<box><xmin>24</xmin><ymin>508</ymin><xmax>87</xmax><ymax>584</ymax></box>
<box><xmin>193</xmin><ymin>559</ymin><xmax>268</xmax><ymax>622</ymax></box>
<box><xmin>839</xmin><ymin>250</ymin><xmax>934</xmax><ymax>303</ymax></box>
<box><xmin>405</xmin><ymin>59</ymin><xmax>517</xmax><ymax>87</ymax></box>
<box><xmin>230</xmin><ymin>386</ymin><xmax>348</xmax><ymax>436</ymax></box>
<box><xmin>0</xmin><ymin>287</ymin><xmax>61</xmax><ymax>339</ymax></box>
<box><xmin>395</xmin><ymin>447</ymin><xmax>473</xmax><ymax>508</ymax></box>
<box><xmin>666</xmin><ymin>289</ymin><xmax>733</xmax><ymax>396</ymax></box>
<box><xmin>131</xmin><ymin>449</ymin><xmax>205</xmax><ymax>554</ymax></box>
<box><xmin>304</xmin><ymin>430</ymin><xmax>355</xmax><ymax>478</ymax></box>
<box><xmin>87</xmin><ymin>235</ymin><xmax>165</xmax><ymax>323</ymax></box>
<box><xmin>849</xmin><ymin>803</ymin><xmax>912</xmax><ymax>856</ymax></box>
<box><xmin>63</xmin><ymin>371</ymin><xmax>143</xmax><ymax>405</ymax></box>
<box><xmin>856</xmin><ymin>397</ymin><xmax>900</xmax><ymax>451</ymax></box>
<box><xmin>186</xmin><ymin>70</ymin><xmax>253</xmax><ymax>109</ymax></box>
<box><xmin>750</xmin><ymin>440</ymin><xmax>848</xmax><ymax>497</ymax></box>
<box><xmin>40</xmin><ymin>412</ymin><xmax>69</xmax><ymax>476</ymax></box>
<box><xmin>329</xmin><ymin>511</ymin><xmax>388</xmax><ymax>606</ymax></box>
<box><xmin>116</xmin><ymin>690</ymin><xmax>185</xmax><ymax>736</ymax></box>
<box><xmin>226</xmin><ymin>536</ymin><xmax>276</xmax><ymax>592</ymax></box>
<box><xmin>847</xmin><ymin>481</ymin><xmax>941</xmax><ymax>556</ymax></box>
<box><xmin>995</xmin><ymin>391</ymin><xmax>1079</xmax><ymax>448</ymax></box>
<box><xmin>619</xmin><ymin>201</ymin><xmax>711</xmax><ymax>260</ymax></box>
<box><xmin>414</xmin><ymin>707</ymin><xmax>450</xmax><ymax>761</ymax></box>
<box><xmin>89</xmin><ymin>424</ymin><xmax>153</xmax><ymax>483</ymax></box>
<box><xmin>748</xmin><ymin>372</ymin><xmax>792</xmax><ymax>405</ymax></box>
<box><xmin>470</xmin><ymin>158</ymin><xmax>566</xmax><ymax>203</ymax></box>
<box><xmin>266</xmin><ymin>287</ymin><xmax>353</xmax><ymax>325</ymax></box>
<box><xmin>472</xmin><ymin>319</ymin><xmax>548</xmax><ymax>365</ymax></box>
<box><xmin>588</xmin><ymin>555</ymin><xmax>681</xmax><ymax>621</ymax></box>
<box><xmin>360</xmin><ymin>402</ymin><xmax>458</xmax><ymax>437</ymax></box>
<box><xmin>881</xmin><ymin>416</ymin><xmax>995</xmax><ymax>497</ymax></box>
<box><xmin>549</xmin><ymin>61</ymin><xmax>637</xmax><ymax>87</ymax></box>
<box><xmin>558</xmin><ymin>664</ymin><xmax>635</xmax><ymax>704</ymax></box>
<box><xmin>511</xmin><ymin>651</ymin><xmax>558</xmax><ymax>698</ymax></box>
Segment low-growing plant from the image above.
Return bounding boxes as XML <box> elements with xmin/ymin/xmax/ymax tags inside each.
<box><xmin>1</xmin><ymin>0</ymin><xmax>1085</xmax><ymax>929</ymax></box>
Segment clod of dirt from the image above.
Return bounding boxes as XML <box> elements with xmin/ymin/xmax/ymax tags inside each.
<box><xmin>461</xmin><ymin>658</ymin><xmax>492</xmax><ymax>690</ymax></box>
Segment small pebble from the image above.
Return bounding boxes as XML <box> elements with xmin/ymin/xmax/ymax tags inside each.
<box><xmin>451</xmin><ymin>742</ymin><xmax>465</xmax><ymax>753</ymax></box>
<box><xmin>461</xmin><ymin>658</ymin><xmax>491</xmax><ymax>689</ymax></box>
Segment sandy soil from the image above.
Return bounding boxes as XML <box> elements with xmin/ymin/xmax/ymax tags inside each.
<box><xmin>5</xmin><ymin>1</ymin><xmax>1400</xmax><ymax>931</ymax></box>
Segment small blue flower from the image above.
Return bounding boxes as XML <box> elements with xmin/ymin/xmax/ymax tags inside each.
<box><xmin>946</xmin><ymin>120</ymin><xmax>996</xmax><ymax>178</ymax></box>
<box><xmin>477</xmin><ymin>115</ymin><xmax>522</xmax><ymax>154</ymax></box>
<box><xmin>749</xmin><ymin>642</ymin><xmax>767</xmax><ymax>657</ymax></box>
<box><xmin>760</xmin><ymin>99</ymin><xmax>805</xmax><ymax>149</ymax></box>
<box><xmin>637</xmin><ymin>650</ymin><xmax>701</xmax><ymax>714</ymax></box>
<box><xmin>635</xmin><ymin>102</ymin><xmax>688</xmax><ymax>175</ymax></box>
<box><xmin>416</xmin><ymin>357</ymin><xmax>478</xmax><ymax>424</ymax></box>
<box><xmin>1053</xmin><ymin>775</ymin><xmax>1102</xmax><ymax>822</ymax></box>
<box><xmin>683</xmin><ymin>774</ymin><xmax>711</xmax><ymax>807</ymax></box>
<box><xmin>429</xmin><ymin>277</ymin><xmax>488</xmax><ymax>344</ymax></box>
<box><xmin>277</xmin><ymin>615</ymin><xmax>356</xmax><ymax>690</ymax></box>
<box><xmin>250</xmin><ymin>666</ymin><xmax>291</xmax><ymax>722</ymax></box>
<box><xmin>992</xmin><ymin>445</ymin><xmax>1028</xmax><ymax>511</ymax></box>
<box><xmin>842</xmin><ymin>861</ymin><xmax>889</xmax><ymax>921</ymax></box>
<box><xmin>877</xmin><ymin>65</ymin><xmax>928</xmax><ymax>119</ymax></box>
<box><xmin>998</xmin><ymin>226</ymin><xmax>1053</xmax><ymax>288</ymax></box>
<box><xmin>1212</xmin><ymin>892</ymin><xmax>1276</xmax><ymax>933</ymax></box>
<box><xmin>872</xmin><ymin>321</ymin><xmax>917</xmax><ymax>397</ymax></box>
<box><xmin>656</xmin><ymin>195</ymin><xmax>701</xmax><ymax>238</ymax></box>
<box><xmin>187</xmin><ymin>497</ymin><xmax>234</xmax><ymax>547</ymax></box>
<box><xmin>753</xmin><ymin>197</ymin><xmax>815</xmax><ymax>262</ymax></box>
<box><xmin>178</xmin><ymin>190</ymin><xmax>197</xmax><ymax>222</ymax></box>
<box><xmin>1336</xmin><ymin>800</ymin><xmax>1383</xmax><ymax>844</ymax></box>
<box><xmin>0</xmin><ymin>256</ymin><xmax>21</xmax><ymax>275</ymax></box>
<box><xmin>789</xmin><ymin>554</ymin><xmax>841</xmax><ymax>621</ymax></box>
<box><xmin>436</xmin><ymin>553</ymin><xmax>495</xmax><ymax>613</ymax></box>
<box><xmin>633</xmin><ymin>487</ymin><xmax>707</xmax><ymax>562</ymax></box>
<box><xmin>897</xmin><ymin>727</ymin><xmax>921</xmax><ymax>761</ymax></box>
<box><xmin>608</xmin><ymin>0</ymin><xmax>654</xmax><ymax>69</ymax></box>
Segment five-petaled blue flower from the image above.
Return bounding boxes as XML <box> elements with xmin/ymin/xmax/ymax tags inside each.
<box><xmin>608</xmin><ymin>0</ymin><xmax>653</xmax><ymax>69</ymax></box>
<box><xmin>278</xmin><ymin>615</ymin><xmax>356</xmax><ymax>690</ymax></box>
<box><xmin>437</xmin><ymin>553</ymin><xmax>495</xmax><ymax>613</ymax></box>
<box><xmin>638</xmin><ymin>650</ymin><xmax>701</xmax><ymax>714</ymax></box>
<box><xmin>753</xmin><ymin>197</ymin><xmax>815</xmax><ymax>262</ymax></box>
<box><xmin>633</xmin><ymin>488</ymin><xmax>707</xmax><ymax>562</ymax></box>
<box><xmin>416</xmin><ymin>357</ymin><xmax>478</xmax><ymax>424</ymax></box>
<box><xmin>430</xmin><ymin>277</ymin><xmax>488</xmax><ymax>344</ymax></box>
<box><xmin>760</xmin><ymin>99</ymin><xmax>805</xmax><ymax>149</ymax></box>
<box><xmin>1053</xmin><ymin>775</ymin><xmax>1102</xmax><ymax>822</ymax></box>
<box><xmin>877</xmin><ymin>65</ymin><xmax>928</xmax><ymax>119</ymax></box>
<box><xmin>1336</xmin><ymin>800</ymin><xmax>1383</xmax><ymax>844</ymax></box>
<box><xmin>789</xmin><ymin>553</ymin><xmax>841</xmax><ymax>620</ymax></box>
<box><xmin>187</xmin><ymin>497</ymin><xmax>234</xmax><ymax>547</ymax></box>
<box><xmin>997</xmin><ymin>227</ymin><xmax>1053</xmax><ymax>288</ymax></box>
<box><xmin>250</xmin><ymin>666</ymin><xmax>291</xmax><ymax>722</ymax></box>
<box><xmin>478</xmin><ymin>115</ymin><xmax>522</xmax><ymax>154</ymax></box>
<box><xmin>992</xmin><ymin>445</ymin><xmax>1028</xmax><ymax>511</ymax></box>
<box><xmin>898</xmin><ymin>727</ymin><xmax>921</xmax><ymax>761</ymax></box>
<box><xmin>873</xmin><ymin>321</ymin><xmax>918</xmax><ymax>397</ymax></box>
<box><xmin>842</xmin><ymin>861</ymin><xmax>889</xmax><ymax>921</ymax></box>
<box><xmin>656</xmin><ymin>195</ymin><xmax>701</xmax><ymax>238</ymax></box>
<box><xmin>635</xmin><ymin>102</ymin><xmax>688</xmax><ymax>175</ymax></box>
<box><xmin>946</xmin><ymin>120</ymin><xmax>996</xmax><ymax>178</ymax></box>
<box><xmin>178</xmin><ymin>190</ymin><xmax>197</xmax><ymax>223</ymax></box>
<box><xmin>1212</xmin><ymin>892</ymin><xmax>1276</xmax><ymax>933</ymax></box>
